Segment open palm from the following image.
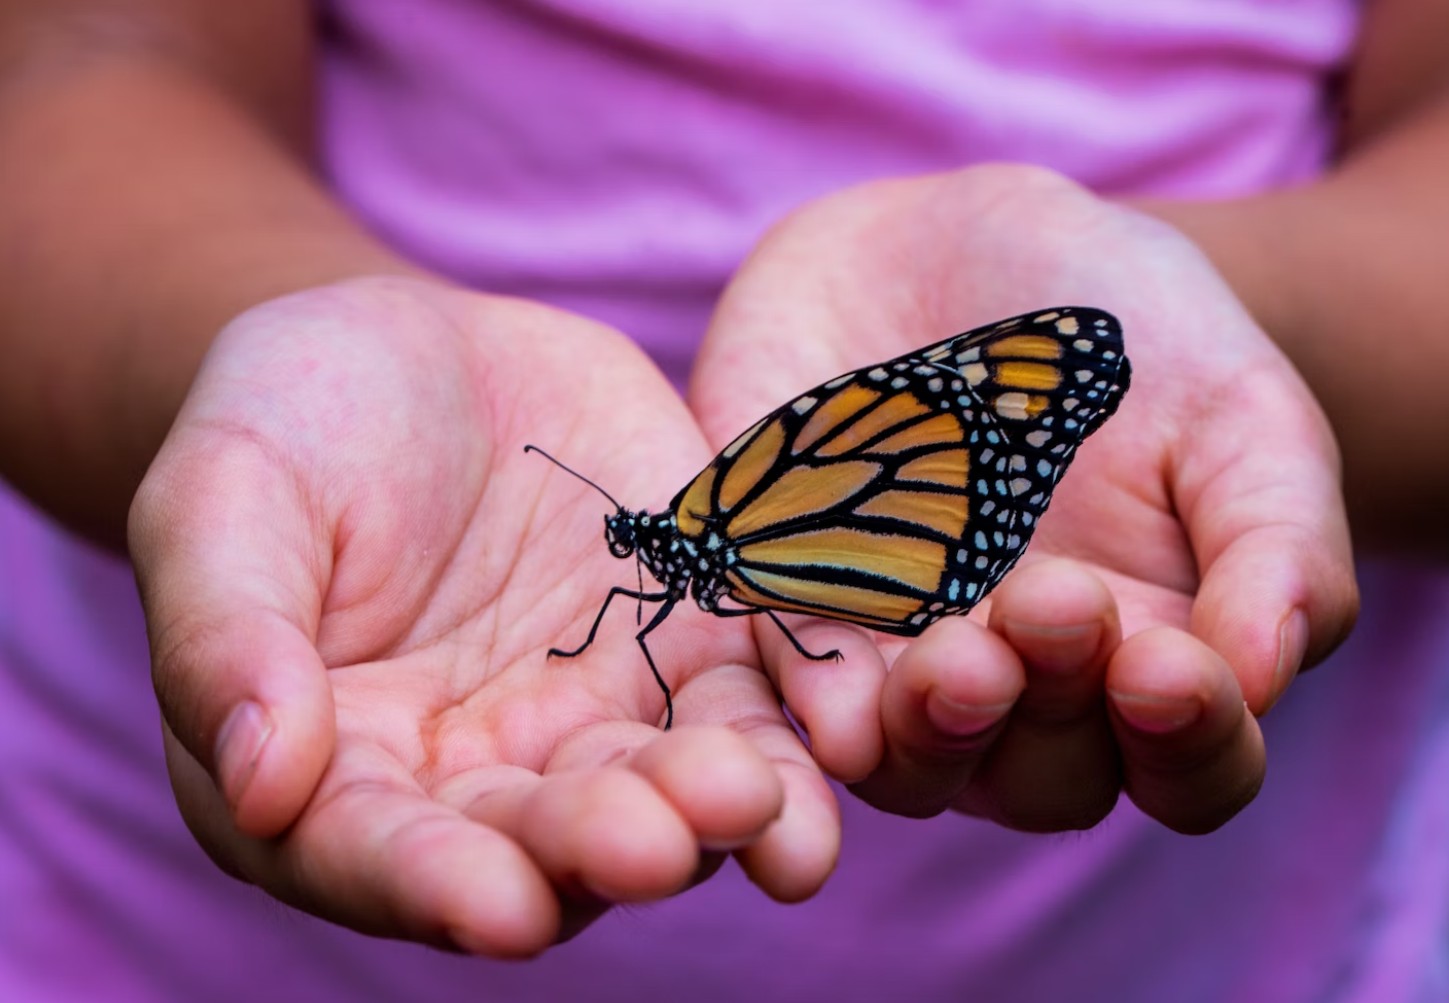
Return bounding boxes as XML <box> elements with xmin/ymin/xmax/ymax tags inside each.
<box><xmin>690</xmin><ymin>166</ymin><xmax>1358</xmax><ymax>832</ymax></box>
<box><xmin>129</xmin><ymin>277</ymin><xmax>837</xmax><ymax>955</ymax></box>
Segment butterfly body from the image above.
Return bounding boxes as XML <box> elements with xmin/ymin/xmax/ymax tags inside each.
<box><xmin>532</xmin><ymin>306</ymin><xmax>1130</xmax><ymax>728</ymax></box>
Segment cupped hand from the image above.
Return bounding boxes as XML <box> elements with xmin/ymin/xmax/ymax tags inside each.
<box><xmin>128</xmin><ymin>277</ymin><xmax>838</xmax><ymax>956</ymax></box>
<box><xmin>690</xmin><ymin>166</ymin><xmax>1358</xmax><ymax>834</ymax></box>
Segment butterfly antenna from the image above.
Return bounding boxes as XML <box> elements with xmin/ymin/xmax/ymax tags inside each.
<box><xmin>523</xmin><ymin>445</ymin><xmax>624</xmax><ymax>510</ymax></box>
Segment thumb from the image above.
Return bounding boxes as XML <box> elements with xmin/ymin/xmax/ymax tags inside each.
<box><xmin>129</xmin><ymin>441</ymin><xmax>335</xmax><ymax>838</ymax></box>
<box><xmin>1176</xmin><ymin>368</ymin><xmax>1358</xmax><ymax>714</ymax></box>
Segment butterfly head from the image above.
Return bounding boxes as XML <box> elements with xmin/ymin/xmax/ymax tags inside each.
<box><xmin>604</xmin><ymin>510</ymin><xmax>638</xmax><ymax>559</ymax></box>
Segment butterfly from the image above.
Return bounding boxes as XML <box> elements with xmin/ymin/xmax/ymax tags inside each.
<box><xmin>527</xmin><ymin>306</ymin><xmax>1130</xmax><ymax>729</ymax></box>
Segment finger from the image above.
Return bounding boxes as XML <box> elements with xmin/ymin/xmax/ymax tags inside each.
<box><xmin>849</xmin><ymin>617</ymin><xmax>1024</xmax><ymax>818</ymax></box>
<box><xmin>1107</xmin><ymin>626</ymin><xmax>1265</xmax><ymax>834</ymax></box>
<box><xmin>1177</xmin><ymin>367</ymin><xmax>1359</xmax><ymax>713</ymax></box>
<box><xmin>168</xmin><ymin>739</ymin><xmax>562</xmax><ymax>957</ymax></box>
<box><xmin>755</xmin><ymin>617</ymin><xmax>889</xmax><ymax>783</ymax></box>
<box><xmin>131</xmin><ymin>449</ymin><xmax>334</xmax><ymax>838</ymax></box>
<box><xmin>673</xmin><ymin>663</ymin><xmax>842</xmax><ymax>902</ymax></box>
<box><xmin>460</xmin><ymin>720</ymin><xmax>792</xmax><ymax>905</ymax></box>
<box><xmin>625</xmin><ymin>724</ymin><xmax>787</xmax><ymax>851</ymax></box>
<box><xmin>956</xmin><ymin>560</ymin><xmax>1123</xmax><ymax>831</ymax></box>
<box><xmin>535</xmin><ymin>691</ymin><xmax>840</xmax><ymax>904</ymax></box>
<box><xmin>465</xmin><ymin>765</ymin><xmax>700</xmax><ymax>902</ymax></box>
<box><xmin>723</xmin><ymin>713</ymin><xmax>842</xmax><ymax>903</ymax></box>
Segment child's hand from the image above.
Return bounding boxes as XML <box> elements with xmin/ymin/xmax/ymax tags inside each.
<box><xmin>129</xmin><ymin>278</ymin><xmax>838</xmax><ymax>955</ymax></box>
<box><xmin>690</xmin><ymin>166</ymin><xmax>1358</xmax><ymax>834</ymax></box>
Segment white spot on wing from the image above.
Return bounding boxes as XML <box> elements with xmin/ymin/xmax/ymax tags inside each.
<box><xmin>994</xmin><ymin>392</ymin><xmax>1031</xmax><ymax>420</ymax></box>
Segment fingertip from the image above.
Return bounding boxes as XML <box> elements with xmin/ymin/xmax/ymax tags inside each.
<box><xmin>1106</xmin><ymin>627</ymin><xmax>1264</xmax><ymax>833</ymax></box>
<box><xmin>433</xmin><ymin>836</ymin><xmax>564</xmax><ymax>958</ymax></box>
<box><xmin>988</xmin><ymin>559</ymin><xmax>1120</xmax><ymax>726</ymax></box>
<box><xmin>158</xmin><ymin>613</ymin><xmax>335</xmax><ymax>839</ymax></box>
<box><xmin>764</xmin><ymin>621</ymin><xmax>886</xmax><ymax>783</ymax></box>
<box><xmin>886</xmin><ymin>617</ymin><xmax>1024</xmax><ymax>746</ymax></box>
<box><xmin>523</xmin><ymin>769</ymin><xmax>700</xmax><ymax>903</ymax></box>
<box><xmin>848</xmin><ymin>619</ymin><xmax>1022</xmax><ymax>819</ymax></box>
<box><xmin>293</xmin><ymin>785</ymin><xmax>564</xmax><ymax>958</ymax></box>
<box><xmin>735</xmin><ymin>763</ymin><xmax>841</xmax><ymax>903</ymax></box>
<box><xmin>990</xmin><ymin>559</ymin><xmax>1119</xmax><ymax>640</ymax></box>
<box><xmin>228</xmin><ymin>676</ymin><xmax>336</xmax><ymax>838</ymax></box>
<box><xmin>1192</xmin><ymin>534</ymin><xmax>1357</xmax><ymax>714</ymax></box>
<box><xmin>629</xmin><ymin>725</ymin><xmax>785</xmax><ymax>849</ymax></box>
<box><xmin>1106</xmin><ymin>626</ymin><xmax>1227</xmax><ymax>713</ymax></box>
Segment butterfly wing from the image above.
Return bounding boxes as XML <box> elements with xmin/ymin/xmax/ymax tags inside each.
<box><xmin>672</xmin><ymin>307</ymin><xmax>1131</xmax><ymax>634</ymax></box>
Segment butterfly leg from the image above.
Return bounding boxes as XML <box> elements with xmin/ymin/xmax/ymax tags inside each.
<box><xmin>712</xmin><ymin>606</ymin><xmax>843</xmax><ymax>662</ymax></box>
<box><xmin>549</xmin><ymin>587</ymin><xmax>672</xmax><ymax>659</ymax></box>
<box><xmin>635</xmin><ymin>596</ymin><xmax>679</xmax><ymax>730</ymax></box>
<box><xmin>763</xmin><ymin>610</ymin><xmax>843</xmax><ymax>662</ymax></box>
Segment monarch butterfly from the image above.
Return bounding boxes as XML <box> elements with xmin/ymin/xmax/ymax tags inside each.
<box><xmin>528</xmin><ymin>306</ymin><xmax>1130</xmax><ymax>729</ymax></box>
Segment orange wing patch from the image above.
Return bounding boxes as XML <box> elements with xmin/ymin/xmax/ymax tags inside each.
<box><xmin>815</xmin><ymin>392</ymin><xmax>931</xmax><ymax>457</ymax></box>
<box><xmin>793</xmin><ymin>383</ymin><xmax>881</xmax><ymax>454</ymax></box>
<box><xmin>726</xmin><ymin>460</ymin><xmax>881</xmax><ymax>538</ymax></box>
<box><xmin>986</xmin><ymin>334</ymin><xmax>1065</xmax><ymax>360</ymax></box>
<box><xmin>737</xmin><ymin>527</ymin><xmax>947</xmax><ymax>594</ymax></box>
<box><xmin>675</xmin><ymin>464</ymin><xmax>717</xmax><ymax>537</ymax></box>
<box><xmin>719</xmin><ymin>417</ymin><xmax>786</xmax><ymax>511</ymax></box>
<box><xmin>896</xmin><ymin>449</ymin><xmax>969</xmax><ymax>487</ymax></box>
<box><xmin>854</xmin><ymin>489</ymin><xmax>968</xmax><ymax>538</ymax></box>
<box><xmin>866</xmin><ymin>413</ymin><xmax>964</xmax><ymax>456</ymax></box>
<box><xmin>728</xmin><ymin>567</ymin><xmax>926</xmax><ymax>625</ymax></box>
<box><xmin>993</xmin><ymin>361</ymin><xmax>1063</xmax><ymax>392</ymax></box>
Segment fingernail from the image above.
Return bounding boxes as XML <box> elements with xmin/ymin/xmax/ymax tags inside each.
<box><xmin>999</xmin><ymin>618</ymin><xmax>1102</xmax><ymax>674</ymax></box>
<box><xmin>1111</xmin><ymin>691</ymin><xmax>1201</xmax><ymax>734</ymax></box>
<box><xmin>1271</xmin><ymin>609</ymin><xmax>1308</xmax><ymax>708</ymax></box>
<box><xmin>926</xmin><ymin>692</ymin><xmax>1014</xmax><ymax>738</ymax></box>
<box><xmin>215</xmin><ymin>701</ymin><xmax>273</xmax><ymax>811</ymax></box>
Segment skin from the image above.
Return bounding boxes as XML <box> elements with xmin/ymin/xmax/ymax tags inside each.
<box><xmin>0</xmin><ymin>0</ymin><xmax>1438</xmax><ymax>959</ymax></box>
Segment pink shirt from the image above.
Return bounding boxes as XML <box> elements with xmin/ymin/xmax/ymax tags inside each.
<box><xmin>9</xmin><ymin>2</ymin><xmax>1449</xmax><ymax>1000</ymax></box>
